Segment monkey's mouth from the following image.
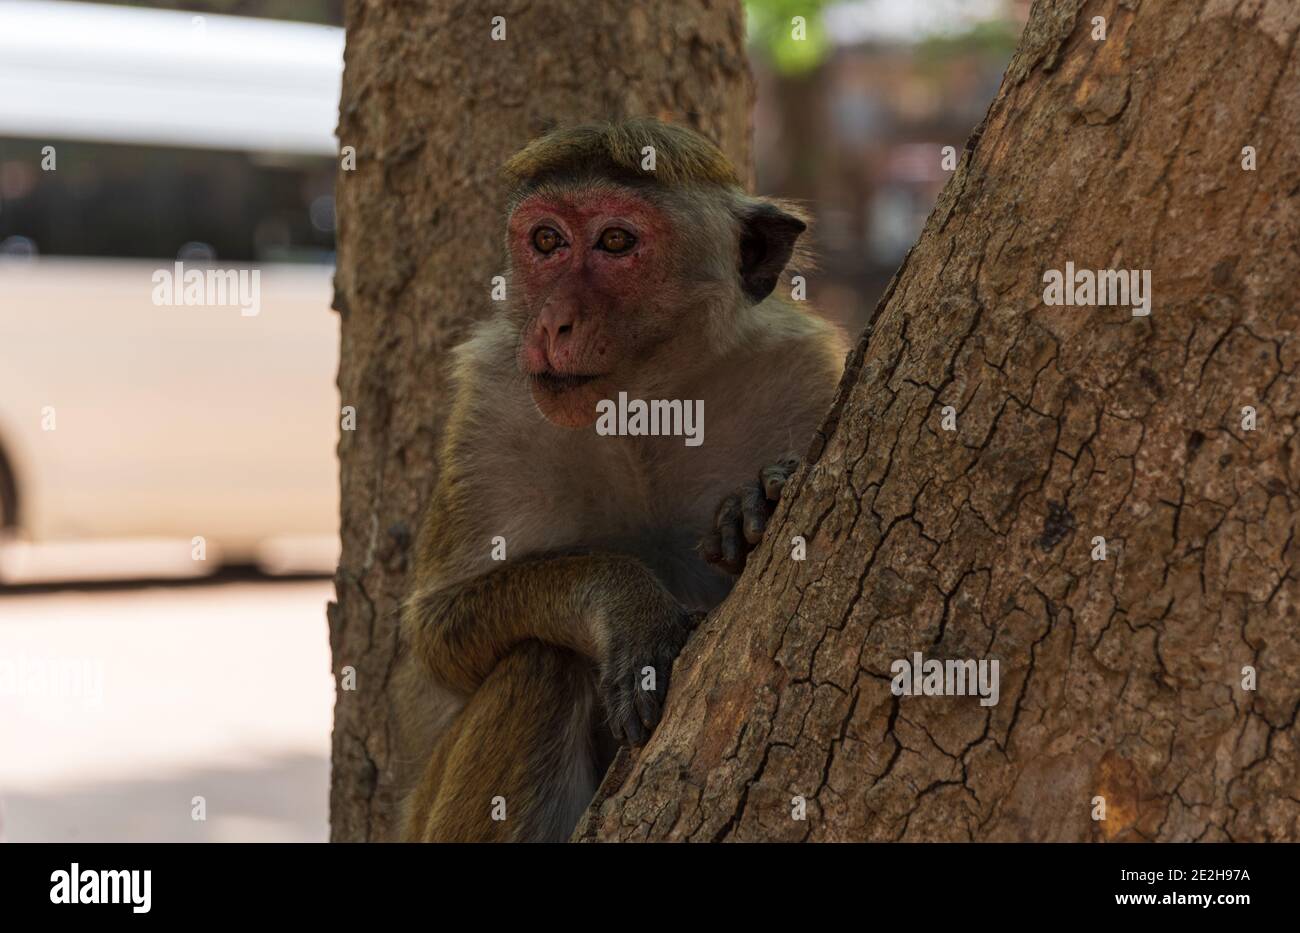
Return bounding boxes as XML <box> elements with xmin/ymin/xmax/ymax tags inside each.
<box><xmin>530</xmin><ymin>371</ymin><xmax>604</xmax><ymax>393</ymax></box>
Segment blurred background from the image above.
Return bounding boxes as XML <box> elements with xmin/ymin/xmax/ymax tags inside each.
<box><xmin>0</xmin><ymin>0</ymin><xmax>1028</xmax><ymax>841</ymax></box>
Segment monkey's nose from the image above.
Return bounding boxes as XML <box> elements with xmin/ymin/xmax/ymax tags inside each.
<box><xmin>542</xmin><ymin>321</ymin><xmax>575</xmax><ymax>364</ymax></box>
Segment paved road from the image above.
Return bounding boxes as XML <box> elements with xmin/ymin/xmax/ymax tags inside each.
<box><xmin>0</xmin><ymin>577</ymin><xmax>334</xmax><ymax>842</ymax></box>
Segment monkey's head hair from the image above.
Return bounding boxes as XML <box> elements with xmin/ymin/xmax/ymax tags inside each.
<box><xmin>502</xmin><ymin>118</ymin><xmax>743</xmax><ymax>199</ymax></box>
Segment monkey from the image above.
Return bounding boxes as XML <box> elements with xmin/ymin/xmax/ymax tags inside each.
<box><xmin>397</xmin><ymin>118</ymin><xmax>848</xmax><ymax>842</ymax></box>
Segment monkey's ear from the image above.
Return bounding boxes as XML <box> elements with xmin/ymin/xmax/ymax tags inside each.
<box><xmin>738</xmin><ymin>201</ymin><xmax>806</xmax><ymax>303</ymax></box>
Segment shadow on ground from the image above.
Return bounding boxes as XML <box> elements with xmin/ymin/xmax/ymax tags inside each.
<box><xmin>0</xmin><ymin>752</ymin><xmax>328</xmax><ymax>842</ymax></box>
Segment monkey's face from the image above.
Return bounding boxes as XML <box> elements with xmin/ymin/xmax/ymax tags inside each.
<box><xmin>507</xmin><ymin>186</ymin><xmax>685</xmax><ymax>429</ymax></box>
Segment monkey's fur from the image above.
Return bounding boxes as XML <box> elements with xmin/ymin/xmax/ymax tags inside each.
<box><xmin>398</xmin><ymin>119</ymin><xmax>847</xmax><ymax>842</ymax></box>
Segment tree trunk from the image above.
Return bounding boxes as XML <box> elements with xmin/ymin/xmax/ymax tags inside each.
<box><xmin>328</xmin><ymin>0</ymin><xmax>753</xmax><ymax>842</ymax></box>
<box><xmin>581</xmin><ymin>0</ymin><xmax>1300</xmax><ymax>842</ymax></box>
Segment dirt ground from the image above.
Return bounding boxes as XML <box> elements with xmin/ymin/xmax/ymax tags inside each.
<box><xmin>0</xmin><ymin>576</ymin><xmax>334</xmax><ymax>842</ymax></box>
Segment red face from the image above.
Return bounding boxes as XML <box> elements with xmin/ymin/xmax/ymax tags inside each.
<box><xmin>508</xmin><ymin>186</ymin><xmax>678</xmax><ymax>428</ymax></box>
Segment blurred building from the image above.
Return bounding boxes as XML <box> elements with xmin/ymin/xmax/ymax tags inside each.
<box><xmin>0</xmin><ymin>1</ymin><xmax>342</xmax><ymax>582</ymax></box>
<box><xmin>753</xmin><ymin>0</ymin><xmax>1029</xmax><ymax>334</ymax></box>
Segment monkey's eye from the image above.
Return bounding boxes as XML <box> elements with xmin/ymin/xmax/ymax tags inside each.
<box><xmin>596</xmin><ymin>227</ymin><xmax>636</xmax><ymax>254</ymax></box>
<box><xmin>532</xmin><ymin>226</ymin><xmax>565</xmax><ymax>255</ymax></box>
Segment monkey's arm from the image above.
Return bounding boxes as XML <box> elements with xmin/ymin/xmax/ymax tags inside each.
<box><xmin>404</xmin><ymin>552</ymin><xmax>694</xmax><ymax>744</ymax></box>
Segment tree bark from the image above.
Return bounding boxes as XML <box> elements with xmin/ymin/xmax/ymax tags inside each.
<box><xmin>581</xmin><ymin>0</ymin><xmax>1300</xmax><ymax>842</ymax></box>
<box><xmin>328</xmin><ymin>0</ymin><xmax>754</xmax><ymax>842</ymax></box>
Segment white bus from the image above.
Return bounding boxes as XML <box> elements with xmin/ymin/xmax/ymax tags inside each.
<box><xmin>0</xmin><ymin>1</ymin><xmax>344</xmax><ymax>582</ymax></box>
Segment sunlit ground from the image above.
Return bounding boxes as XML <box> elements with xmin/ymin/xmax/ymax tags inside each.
<box><xmin>0</xmin><ymin>574</ymin><xmax>334</xmax><ymax>842</ymax></box>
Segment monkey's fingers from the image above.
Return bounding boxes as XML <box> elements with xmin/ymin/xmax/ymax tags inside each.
<box><xmin>632</xmin><ymin>677</ymin><xmax>663</xmax><ymax>734</ymax></box>
<box><xmin>635</xmin><ymin>627</ymin><xmax>690</xmax><ymax>736</ymax></box>
<box><xmin>603</xmin><ymin>671</ymin><xmax>649</xmax><ymax>747</ymax></box>
<box><xmin>715</xmin><ymin>493</ymin><xmax>746</xmax><ymax>573</ymax></box>
<box><xmin>607</xmin><ymin>615</ymin><xmax>694</xmax><ymax>746</ymax></box>
<box><xmin>697</xmin><ymin>529</ymin><xmax>724</xmax><ymax>565</ymax></box>
<box><xmin>760</xmin><ymin>457</ymin><xmax>800</xmax><ymax>501</ymax></box>
<box><xmin>623</xmin><ymin>709</ymin><xmax>649</xmax><ymax>746</ymax></box>
<box><xmin>740</xmin><ymin>481</ymin><xmax>768</xmax><ymax>545</ymax></box>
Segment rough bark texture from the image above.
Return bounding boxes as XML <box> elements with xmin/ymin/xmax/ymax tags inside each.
<box><xmin>328</xmin><ymin>0</ymin><xmax>754</xmax><ymax>842</ymax></box>
<box><xmin>582</xmin><ymin>0</ymin><xmax>1300</xmax><ymax>842</ymax></box>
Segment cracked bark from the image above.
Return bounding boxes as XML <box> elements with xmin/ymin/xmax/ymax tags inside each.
<box><xmin>580</xmin><ymin>0</ymin><xmax>1300</xmax><ymax>842</ymax></box>
<box><xmin>328</xmin><ymin>0</ymin><xmax>753</xmax><ymax>842</ymax></box>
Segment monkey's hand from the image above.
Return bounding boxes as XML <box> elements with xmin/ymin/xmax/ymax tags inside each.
<box><xmin>699</xmin><ymin>456</ymin><xmax>800</xmax><ymax>575</ymax></box>
<box><xmin>595</xmin><ymin>573</ymin><xmax>701</xmax><ymax>748</ymax></box>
